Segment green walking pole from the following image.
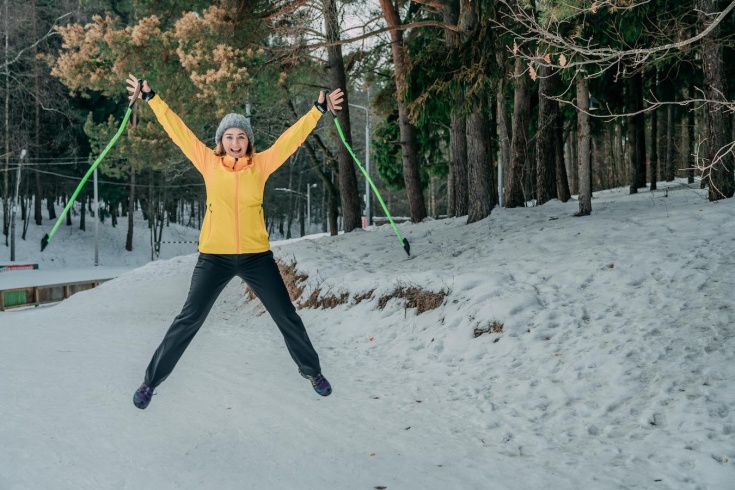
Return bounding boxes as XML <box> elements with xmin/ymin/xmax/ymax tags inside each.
<box><xmin>329</xmin><ymin>102</ymin><xmax>410</xmax><ymax>257</ymax></box>
<box><xmin>41</xmin><ymin>80</ymin><xmax>142</xmax><ymax>252</ymax></box>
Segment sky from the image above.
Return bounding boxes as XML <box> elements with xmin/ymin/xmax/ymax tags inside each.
<box><xmin>1</xmin><ymin>179</ymin><xmax>733</xmax><ymax>490</ymax></box>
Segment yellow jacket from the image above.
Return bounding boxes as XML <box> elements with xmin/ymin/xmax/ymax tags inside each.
<box><xmin>149</xmin><ymin>96</ymin><xmax>322</xmax><ymax>254</ymax></box>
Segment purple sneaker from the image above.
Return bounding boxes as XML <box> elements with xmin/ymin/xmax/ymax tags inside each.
<box><xmin>133</xmin><ymin>383</ymin><xmax>155</xmax><ymax>409</ymax></box>
<box><xmin>300</xmin><ymin>372</ymin><xmax>332</xmax><ymax>397</ymax></box>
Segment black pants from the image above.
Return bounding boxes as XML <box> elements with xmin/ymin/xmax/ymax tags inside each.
<box><xmin>143</xmin><ymin>251</ymin><xmax>321</xmax><ymax>388</ymax></box>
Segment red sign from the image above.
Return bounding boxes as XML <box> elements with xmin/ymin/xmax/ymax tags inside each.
<box><xmin>0</xmin><ymin>264</ymin><xmax>39</xmax><ymax>273</ymax></box>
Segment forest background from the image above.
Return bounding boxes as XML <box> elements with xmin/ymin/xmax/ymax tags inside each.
<box><xmin>1</xmin><ymin>0</ymin><xmax>733</xmax><ymax>255</ymax></box>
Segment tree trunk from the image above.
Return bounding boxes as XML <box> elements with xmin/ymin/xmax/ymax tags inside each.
<box><xmin>634</xmin><ymin>73</ymin><xmax>647</xmax><ymax>188</ymax></box>
<box><xmin>576</xmin><ymin>75</ymin><xmax>592</xmax><ymax>216</ymax></box>
<box><xmin>299</xmin><ymin>184</ymin><xmax>305</xmax><ymax>237</ymax></box>
<box><xmin>536</xmin><ymin>66</ymin><xmax>560</xmax><ymax>205</ymax></box>
<box><xmin>650</xmin><ymin>69</ymin><xmax>659</xmax><ymax>191</ymax></box>
<box><xmin>496</xmin><ymin>74</ymin><xmax>511</xmax><ymax>206</ymax></box>
<box><xmin>450</xmin><ymin>108</ymin><xmax>468</xmax><ymax>216</ymax></box>
<box><xmin>699</xmin><ymin>0</ymin><xmax>734</xmax><ymax>199</ymax></box>
<box><xmin>442</xmin><ymin>0</ymin><xmax>467</xmax><ymax>217</ymax></box>
<box><xmin>665</xmin><ymin>104</ymin><xmax>675</xmax><ymax>181</ymax></box>
<box><xmin>626</xmin><ymin>72</ymin><xmax>647</xmax><ymax>192</ymax></box>
<box><xmin>466</xmin><ymin>108</ymin><xmax>493</xmax><ymax>223</ymax></box>
<box><xmin>22</xmin><ymin>195</ymin><xmax>29</xmax><ymax>240</ymax></box>
<box><xmin>627</xmin><ymin>77</ymin><xmax>639</xmax><ymax>194</ymax></box>
<box><xmin>555</xmin><ymin>110</ymin><xmax>571</xmax><ymax>202</ymax></box>
<box><xmin>79</xmin><ymin>193</ymin><xmax>86</xmax><ymax>231</ymax></box>
<box><xmin>47</xmin><ymin>190</ymin><xmax>56</xmax><ymax>220</ymax></box>
<box><xmin>126</xmin><ymin>164</ymin><xmax>135</xmax><ymax>251</ymax></box>
<box><xmin>20</xmin><ymin>189</ymin><xmax>26</xmax><ymax>221</ymax></box>
<box><xmin>323</xmin><ymin>0</ymin><xmax>362</xmax><ymax>232</ymax></box>
<box><xmin>286</xmin><ymin>154</ymin><xmax>294</xmax><ymax>239</ymax></box>
<box><xmin>570</xmin><ymin>129</ymin><xmax>579</xmax><ymax>195</ymax></box>
<box><xmin>459</xmin><ymin>0</ymin><xmax>492</xmax><ymax>223</ymax></box>
<box><xmin>65</xmin><ymin>195</ymin><xmax>72</xmax><ymax>226</ymax></box>
<box><xmin>686</xmin><ymin>84</ymin><xmax>695</xmax><ymax>184</ymax></box>
<box><xmin>505</xmin><ymin>57</ymin><xmax>530</xmax><ymax>208</ymax></box>
<box><xmin>592</xmin><ymin>134</ymin><xmax>602</xmax><ymax>192</ymax></box>
<box><xmin>379</xmin><ymin>0</ymin><xmax>427</xmax><ymax>223</ymax></box>
<box><xmin>3</xmin><ymin>0</ymin><xmax>9</xmax><ymax>244</ymax></box>
<box><xmin>126</xmin><ymin>106</ymin><xmax>139</xmax><ymax>251</ymax></box>
<box><xmin>328</xmin><ymin>170</ymin><xmax>338</xmax><ymax>234</ymax></box>
<box><xmin>488</xmin><ymin>92</ymin><xmax>499</xmax><ymax>207</ymax></box>
<box><xmin>614</xmin><ymin>122</ymin><xmax>624</xmax><ymax>187</ymax></box>
<box><xmin>677</xmin><ymin>108</ymin><xmax>687</xmax><ymax>182</ymax></box>
<box><xmin>295</xmin><ymin>157</ymin><xmax>304</xmax><ymax>237</ymax></box>
<box><xmin>658</xmin><ymin>98</ymin><xmax>669</xmax><ymax>184</ymax></box>
<box><xmin>603</xmin><ymin>123</ymin><xmax>614</xmax><ymax>190</ymax></box>
<box><xmin>32</xmin><ymin>0</ymin><xmax>43</xmax><ymax>225</ymax></box>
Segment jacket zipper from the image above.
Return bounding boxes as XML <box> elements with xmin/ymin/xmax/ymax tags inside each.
<box><xmin>234</xmin><ymin>158</ymin><xmax>240</xmax><ymax>254</ymax></box>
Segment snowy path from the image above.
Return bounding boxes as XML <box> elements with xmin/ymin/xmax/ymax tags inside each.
<box><xmin>1</xmin><ymin>182</ymin><xmax>733</xmax><ymax>489</ymax></box>
<box><xmin>0</xmin><ymin>260</ymin><xmax>543</xmax><ymax>490</ymax></box>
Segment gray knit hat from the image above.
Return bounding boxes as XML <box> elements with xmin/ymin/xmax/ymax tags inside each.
<box><xmin>215</xmin><ymin>113</ymin><xmax>254</xmax><ymax>147</ymax></box>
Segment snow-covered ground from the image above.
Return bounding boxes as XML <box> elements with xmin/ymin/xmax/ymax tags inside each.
<box><xmin>1</xmin><ymin>180</ymin><xmax>733</xmax><ymax>490</ymax></box>
<box><xmin>0</xmin><ymin>207</ymin><xmax>201</xmax><ymax>289</ymax></box>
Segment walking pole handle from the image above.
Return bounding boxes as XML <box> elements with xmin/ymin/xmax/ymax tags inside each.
<box><xmin>128</xmin><ymin>79</ymin><xmax>143</xmax><ymax>109</ymax></box>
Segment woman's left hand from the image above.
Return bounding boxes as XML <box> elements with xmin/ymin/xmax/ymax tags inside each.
<box><xmin>319</xmin><ymin>88</ymin><xmax>344</xmax><ymax>114</ymax></box>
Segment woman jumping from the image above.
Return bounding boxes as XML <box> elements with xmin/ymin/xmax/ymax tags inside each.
<box><xmin>126</xmin><ymin>74</ymin><xmax>343</xmax><ymax>409</ymax></box>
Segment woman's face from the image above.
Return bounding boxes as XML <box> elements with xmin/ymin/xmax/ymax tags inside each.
<box><xmin>222</xmin><ymin>128</ymin><xmax>249</xmax><ymax>159</ymax></box>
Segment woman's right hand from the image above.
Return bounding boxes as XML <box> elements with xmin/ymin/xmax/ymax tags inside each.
<box><xmin>126</xmin><ymin>74</ymin><xmax>152</xmax><ymax>103</ymax></box>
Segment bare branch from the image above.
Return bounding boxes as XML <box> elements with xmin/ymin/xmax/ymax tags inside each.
<box><xmin>5</xmin><ymin>72</ymin><xmax>75</xmax><ymax>122</ymax></box>
<box><xmin>4</xmin><ymin>11</ymin><xmax>77</xmax><ymax>68</ymax></box>
<box><xmin>695</xmin><ymin>138</ymin><xmax>735</xmax><ymax>199</ymax></box>
<box><xmin>410</xmin><ymin>0</ymin><xmax>447</xmax><ymax>11</ymax></box>
<box><xmin>257</xmin><ymin>0</ymin><xmax>311</xmax><ymax>21</ymax></box>
<box><xmin>271</xmin><ymin>19</ymin><xmax>458</xmax><ymax>52</ymax></box>
<box><xmin>496</xmin><ymin>0</ymin><xmax>735</xmax><ymax>70</ymax></box>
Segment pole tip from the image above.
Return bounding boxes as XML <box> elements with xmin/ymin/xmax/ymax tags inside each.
<box><xmin>402</xmin><ymin>238</ymin><xmax>410</xmax><ymax>256</ymax></box>
<box><xmin>40</xmin><ymin>234</ymin><xmax>49</xmax><ymax>252</ymax></box>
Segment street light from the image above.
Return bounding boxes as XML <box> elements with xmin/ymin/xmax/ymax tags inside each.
<box><xmin>349</xmin><ymin>87</ymin><xmax>371</xmax><ymax>228</ymax></box>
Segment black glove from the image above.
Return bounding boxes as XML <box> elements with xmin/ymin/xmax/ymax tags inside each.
<box><xmin>140</xmin><ymin>80</ymin><xmax>156</xmax><ymax>102</ymax></box>
<box><xmin>314</xmin><ymin>91</ymin><xmax>328</xmax><ymax>114</ymax></box>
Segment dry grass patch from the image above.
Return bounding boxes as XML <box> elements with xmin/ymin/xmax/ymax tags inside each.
<box><xmin>244</xmin><ymin>256</ymin><xmax>308</xmax><ymax>302</ymax></box>
<box><xmin>242</xmin><ymin>258</ymin><xmax>445</xmax><ymax>316</ymax></box>
<box><xmin>474</xmin><ymin>321</ymin><xmax>504</xmax><ymax>338</ymax></box>
<box><xmin>276</xmin><ymin>257</ymin><xmax>309</xmax><ymax>301</ymax></box>
<box><xmin>377</xmin><ymin>286</ymin><xmax>448</xmax><ymax>314</ymax></box>
<box><xmin>353</xmin><ymin>289</ymin><xmax>375</xmax><ymax>304</ymax></box>
<box><xmin>298</xmin><ymin>288</ymin><xmax>350</xmax><ymax>309</ymax></box>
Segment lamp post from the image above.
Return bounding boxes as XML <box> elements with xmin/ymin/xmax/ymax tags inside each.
<box><xmin>10</xmin><ymin>149</ymin><xmax>26</xmax><ymax>261</ymax></box>
<box><xmin>349</xmin><ymin>88</ymin><xmax>371</xmax><ymax>227</ymax></box>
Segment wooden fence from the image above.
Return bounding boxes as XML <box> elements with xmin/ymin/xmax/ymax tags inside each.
<box><xmin>0</xmin><ymin>279</ymin><xmax>110</xmax><ymax>311</ymax></box>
